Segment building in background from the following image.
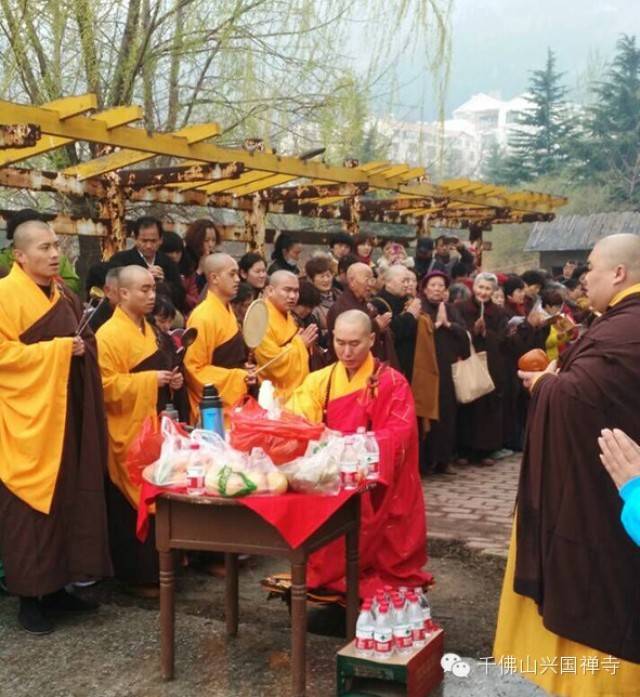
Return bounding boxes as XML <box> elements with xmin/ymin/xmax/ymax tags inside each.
<box><xmin>525</xmin><ymin>212</ymin><xmax>640</xmax><ymax>272</ymax></box>
<box><xmin>376</xmin><ymin>92</ymin><xmax>534</xmax><ymax>179</ymax></box>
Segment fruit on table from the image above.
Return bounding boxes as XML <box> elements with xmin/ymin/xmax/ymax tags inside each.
<box><xmin>518</xmin><ymin>348</ymin><xmax>550</xmax><ymax>372</ymax></box>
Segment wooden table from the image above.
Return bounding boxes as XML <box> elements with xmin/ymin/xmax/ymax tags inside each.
<box><xmin>155</xmin><ymin>491</ymin><xmax>361</xmax><ymax>697</ymax></box>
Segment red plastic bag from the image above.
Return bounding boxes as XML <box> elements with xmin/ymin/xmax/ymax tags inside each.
<box><xmin>229</xmin><ymin>398</ymin><xmax>325</xmax><ymax>465</ymax></box>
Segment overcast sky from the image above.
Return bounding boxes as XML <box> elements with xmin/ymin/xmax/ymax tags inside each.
<box><xmin>391</xmin><ymin>0</ymin><xmax>640</xmax><ymax>120</ymax></box>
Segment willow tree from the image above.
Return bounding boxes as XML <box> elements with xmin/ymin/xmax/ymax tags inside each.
<box><xmin>0</xmin><ymin>0</ymin><xmax>451</xmax><ymax>165</ymax></box>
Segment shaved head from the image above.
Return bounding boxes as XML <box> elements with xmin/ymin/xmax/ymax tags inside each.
<box><xmin>13</xmin><ymin>219</ymin><xmax>52</xmax><ymax>251</ymax></box>
<box><xmin>346</xmin><ymin>262</ymin><xmax>372</xmax><ymax>283</ymax></box>
<box><xmin>12</xmin><ymin>220</ymin><xmax>60</xmax><ymax>285</ymax></box>
<box><xmin>268</xmin><ymin>270</ymin><xmax>298</xmax><ymax>288</ymax></box>
<box><xmin>117</xmin><ymin>264</ymin><xmax>154</xmax><ymax>289</ymax></box>
<box><xmin>203</xmin><ymin>252</ymin><xmax>240</xmax><ymax>301</ymax></box>
<box><xmin>334</xmin><ymin>309</ymin><xmax>375</xmax><ymax>373</ymax></box>
<box><xmin>335</xmin><ymin>309</ymin><xmax>372</xmax><ymax>334</ymax></box>
<box><xmin>346</xmin><ymin>262</ymin><xmax>375</xmax><ymax>301</ymax></box>
<box><xmin>203</xmin><ymin>252</ymin><xmax>235</xmax><ymax>276</ymax></box>
<box><xmin>586</xmin><ymin>233</ymin><xmax>640</xmax><ymax>312</ymax></box>
<box><xmin>105</xmin><ymin>267</ymin><xmax>121</xmax><ymax>287</ymax></box>
<box><xmin>593</xmin><ymin>234</ymin><xmax>640</xmax><ymax>274</ymax></box>
<box><xmin>117</xmin><ymin>265</ymin><xmax>156</xmax><ymax>318</ymax></box>
<box><xmin>104</xmin><ymin>267</ymin><xmax>121</xmax><ymax>306</ymax></box>
<box><xmin>266</xmin><ymin>270</ymin><xmax>299</xmax><ymax>313</ymax></box>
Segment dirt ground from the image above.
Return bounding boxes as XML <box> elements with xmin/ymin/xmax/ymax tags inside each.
<box><xmin>84</xmin><ymin>538</ymin><xmax>506</xmax><ymax>660</ymax></box>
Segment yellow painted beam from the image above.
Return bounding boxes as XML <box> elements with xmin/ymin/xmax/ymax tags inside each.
<box><xmin>0</xmin><ymin>94</ymin><xmax>103</xmax><ymax>166</ymax></box>
<box><xmin>379</xmin><ymin>165</ymin><xmax>410</xmax><ymax>179</ymax></box>
<box><xmin>196</xmin><ymin>171</ymin><xmax>273</xmax><ymax>195</ymax></box>
<box><xmin>396</xmin><ymin>167</ymin><xmax>426</xmax><ymax>182</ymax></box>
<box><xmin>358</xmin><ymin>161</ymin><xmax>390</xmax><ymax>172</ymax></box>
<box><xmin>0</xmin><ymin>105</ymin><xmax>143</xmax><ymax>167</ymax></box>
<box><xmin>0</xmin><ymin>98</ymin><xmax>567</xmax><ymax>213</ymax></box>
<box><xmin>42</xmin><ymin>94</ymin><xmax>98</xmax><ymax>119</ymax></box>
<box><xmin>225</xmin><ymin>174</ymin><xmax>296</xmax><ymax>196</ymax></box>
<box><xmin>63</xmin><ymin>123</ymin><xmax>220</xmax><ymax>179</ymax></box>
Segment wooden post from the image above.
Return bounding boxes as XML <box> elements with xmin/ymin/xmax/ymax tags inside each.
<box><xmin>98</xmin><ymin>171</ymin><xmax>126</xmax><ymax>259</ymax></box>
<box><xmin>469</xmin><ymin>223</ymin><xmax>484</xmax><ymax>269</ymax></box>
<box><xmin>244</xmin><ymin>194</ymin><xmax>266</xmax><ymax>255</ymax></box>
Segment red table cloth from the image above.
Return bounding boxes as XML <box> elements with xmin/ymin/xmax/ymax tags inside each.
<box><xmin>137</xmin><ymin>479</ymin><xmax>357</xmax><ymax>549</ymax></box>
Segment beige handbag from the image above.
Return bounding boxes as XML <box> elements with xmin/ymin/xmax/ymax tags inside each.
<box><xmin>451</xmin><ymin>332</ymin><xmax>495</xmax><ymax>404</ymax></box>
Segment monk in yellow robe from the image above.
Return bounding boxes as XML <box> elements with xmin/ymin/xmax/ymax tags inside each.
<box><xmin>96</xmin><ymin>266</ymin><xmax>184</xmax><ymax>589</ymax></box>
<box><xmin>0</xmin><ymin>219</ymin><xmax>111</xmax><ymax>634</ymax></box>
<box><xmin>185</xmin><ymin>253</ymin><xmax>252</xmax><ymax>423</ymax></box>
<box><xmin>494</xmin><ymin>234</ymin><xmax>640</xmax><ymax>696</ymax></box>
<box><xmin>255</xmin><ymin>270</ymin><xmax>315</xmax><ymax>401</ymax></box>
<box><xmin>287</xmin><ymin>310</ymin><xmax>430</xmax><ymax>597</ymax></box>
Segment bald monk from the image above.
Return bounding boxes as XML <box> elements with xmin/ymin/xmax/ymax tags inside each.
<box><xmin>0</xmin><ymin>220</ymin><xmax>111</xmax><ymax>634</ymax></box>
<box><xmin>326</xmin><ymin>262</ymin><xmax>398</xmax><ymax>367</ymax></box>
<box><xmin>494</xmin><ymin>234</ymin><xmax>640</xmax><ymax>696</ymax></box>
<box><xmin>96</xmin><ymin>266</ymin><xmax>184</xmax><ymax>589</ymax></box>
<box><xmin>287</xmin><ymin>310</ymin><xmax>430</xmax><ymax>597</ymax></box>
<box><xmin>184</xmin><ymin>253</ymin><xmax>254</xmax><ymax>422</ymax></box>
<box><xmin>255</xmin><ymin>270</ymin><xmax>316</xmax><ymax>401</ymax></box>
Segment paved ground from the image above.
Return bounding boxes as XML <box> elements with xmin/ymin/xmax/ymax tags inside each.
<box><xmin>0</xmin><ymin>455</ymin><xmax>547</xmax><ymax>696</ymax></box>
<box><xmin>423</xmin><ymin>454</ymin><xmax>521</xmax><ymax>557</ymax></box>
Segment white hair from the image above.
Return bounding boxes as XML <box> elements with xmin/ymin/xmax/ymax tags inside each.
<box><xmin>473</xmin><ymin>272</ymin><xmax>498</xmax><ymax>290</ymax></box>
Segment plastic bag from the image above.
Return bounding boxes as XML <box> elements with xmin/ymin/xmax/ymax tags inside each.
<box><xmin>279</xmin><ymin>437</ymin><xmax>343</xmax><ymax>495</ymax></box>
<box><xmin>229</xmin><ymin>398</ymin><xmax>325</xmax><ymax>465</ymax></box>
<box><xmin>202</xmin><ymin>447</ymin><xmax>288</xmax><ymax>497</ymax></box>
<box><xmin>126</xmin><ymin>416</ymin><xmax>164</xmax><ymax>486</ymax></box>
<box><xmin>143</xmin><ymin>416</ymin><xmax>192</xmax><ymax>487</ymax></box>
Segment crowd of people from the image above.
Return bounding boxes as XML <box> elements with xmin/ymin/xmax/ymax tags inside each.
<box><xmin>1</xmin><ymin>206</ymin><xmax>640</xmax><ymax>697</ymax></box>
<box><xmin>81</xmin><ymin>219</ymin><xmax>600</xmax><ymax>479</ymax></box>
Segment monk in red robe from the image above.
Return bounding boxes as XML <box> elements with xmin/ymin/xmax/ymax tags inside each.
<box><xmin>287</xmin><ymin>309</ymin><xmax>431</xmax><ymax>598</ymax></box>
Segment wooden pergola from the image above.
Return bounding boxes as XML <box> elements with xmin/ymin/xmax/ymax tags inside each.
<box><xmin>0</xmin><ymin>94</ymin><xmax>567</xmax><ymax>257</ymax></box>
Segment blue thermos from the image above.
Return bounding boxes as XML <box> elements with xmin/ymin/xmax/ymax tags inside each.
<box><xmin>200</xmin><ymin>384</ymin><xmax>224</xmax><ymax>437</ymax></box>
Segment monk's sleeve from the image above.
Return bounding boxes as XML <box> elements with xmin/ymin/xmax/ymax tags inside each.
<box><xmin>285</xmin><ymin>372</ymin><xmax>324</xmax><ymax>423</ymax></box>
<box><xmin>0</xmin><ymin>333</ymin><xmax>74</xmax><ymax>513</ymax></box>
<box><xmin>255</xmin><ymin>333</ymin><xmax>308</xmax><ymax>389</ymax></box>
<box><xmin>372</xmin><ymin>377</ymin><xmax>417</xmax><ymax>487</ymax></box>
<box><xmin>97</xmin><ymin>334</ymin><xmax>158</xmax><ymax>413</ymax></box>
<box><xmin>184</xmin><ymin>313</ymin><xmax>247</xmax><ymax>407</ymax></box>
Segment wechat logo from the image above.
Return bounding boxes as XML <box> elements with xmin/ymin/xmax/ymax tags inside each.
<box><xmin>441</xmin><ymin>653</ymin><xmax>471</xmax><ymax>678</ymax></box>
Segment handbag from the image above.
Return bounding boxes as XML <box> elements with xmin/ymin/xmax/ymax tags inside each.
<box><xmin>451</xmin><ymin>332</ymin><xmax>495</xmax><ymax>404</ymax></box>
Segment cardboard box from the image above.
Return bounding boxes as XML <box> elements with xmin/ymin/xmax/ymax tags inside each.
<box><xmin>336</xmin><ymin>628</ymin><xmax>444</xmax><ymax>697</ymax></box>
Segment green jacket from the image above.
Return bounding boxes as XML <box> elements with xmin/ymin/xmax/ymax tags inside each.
<box><xmin>0</xmin><ymin>246</ymin><xmax>81</xmax><ymax>294</ymax></box>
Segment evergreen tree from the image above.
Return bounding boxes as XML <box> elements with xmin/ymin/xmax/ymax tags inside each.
<box><xmin>504</xmin><ymin>49</ymin><xmax>574</xmax><ymax>183</ymax></box>
<box><xmin>581</xmin><ymin>35</ymin><xmax>640</xmax><ymax>205</ymax></box>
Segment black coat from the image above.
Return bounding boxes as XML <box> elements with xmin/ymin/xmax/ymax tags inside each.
<box><xmin>371</xmin><ymin>288</ymin><xmax>416</xmax><ymax>380</ymax></box>
<box><xmin>108</xmin><ymin>247</ymin><xmax>186</xmax><ymax>312</ymax></box>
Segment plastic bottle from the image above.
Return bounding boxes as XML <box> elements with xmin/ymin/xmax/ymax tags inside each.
<box><xmin>406</xmin><ymin>593</ymin><xmax>426</xmax><ymax>648</ymax></box>
<box><xmin>373</xmin><ymin>603</ymin><xmax>394</xmax><ymax>660</ymax></box>
<box><xmin>160</xmin><ymin>402</ymin><xmax>179</xmax><ymax>421</ymax></box>
<box><xmin>355</xmin><ymin>600</ymin><xmax>376</xmax><ymax>658</ymax></box>
<box><xmin>200</xmin><ymin>384</ymin><xmax>224</xmax><ymax>437</ymax></box>
<box><xmin>391</xmin><ymin>597</ymin><xmax>413</xmax><ymax>655</ymax></box>
<box><xmin>186</xmin><ymin>443</ymin><xmax>205</xmax><ymax>496</ymax></box>
<box><xmin>364</xmin><ymin>431</ymin><xmax>380</xmax><ymax>481</ymax></box>
<box><xmin>353</xmin><ymin>427</ymin><xmax>369</xmax><ymax>478</ymax></box>
<box><xmin>340</xmin><ymin>436</ymin><xmax>359</xmax><ymax>490</ymax></box>
<box><xmin>414</xmin><ymin>586</ymin><xmax>436</xmax><ymax>636</ymax></box>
